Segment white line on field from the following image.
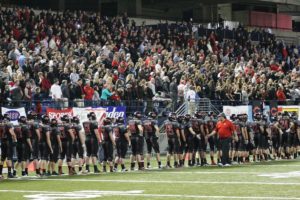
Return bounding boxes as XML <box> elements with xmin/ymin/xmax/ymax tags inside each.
<box><xmin>27</xmin><ymin>178</ymin><xmax>300</xmax><ymax>185</ymax></box>
<box><xmin>0</xmin><ymin>190</ymin><xmax>299</xmax><ymax>200</ymax></box>
<box><xmin>151</xmin><ymin>171</ymin><xmax>260</xmax><ymax>174</ymax></box>
<box><xmin>249</xmin><ymin>164</ymin><xmax>300</xmax><ymax>167</ymax></box>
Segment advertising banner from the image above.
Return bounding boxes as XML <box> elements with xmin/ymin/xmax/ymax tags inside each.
<box><xmin>46</xmin><ymin>108</ymin><xmax>73</xmax><ymax>122</ymax></box>
<box><xmin>223</xmin><ymin>105</ymin><xmax>251</xmax><ymax>120</ymax></box>
<box><xmin>1</xmin><ymin>107</ymin><xmax>26</xmax><ymax>125</ymax></box>
<box><xmin>101</xmin><ymin>106</ymin><xmax>126</xmax><ymax>122</ymax></box>
<box><xmin>73</xmin><ymin>107</ymin><xmax>106</xmax><ymax>126</ymax></box>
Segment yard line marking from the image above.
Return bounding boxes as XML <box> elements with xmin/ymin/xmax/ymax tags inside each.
<box><xmin>151</xmin><ymin>171</ymin><xmax>260</xmax><ymax>174</ymax></box>
<box><xmin>0</xmin><ymin>190</ymin><xmax>300</xmax><ymax>200</ymax></box>
<box><xmin>25</xmin><ymin>178</ymin><xmax>300</xmax><ymax>185</ymax></box>
<box><xmin>258</xmin><ymin>171</ymin><xmax>300</xmax><ymax>179</ymax></box>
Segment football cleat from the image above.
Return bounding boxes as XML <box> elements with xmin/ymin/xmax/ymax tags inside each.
<box><xmin>52</xmin><ymin>171</ymin><xmax>59</xmax><ymax>176</ymax></box>
<box><xmin>121</xmin><ymin>169</ymin><xmax>128</xmax><ymax>172</ymax></box>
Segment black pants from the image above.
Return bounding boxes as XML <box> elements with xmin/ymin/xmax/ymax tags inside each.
<box><xmin>220</xmin><ymin>138</ymin><xmax>231</xmax><ymax>165</ymax></box>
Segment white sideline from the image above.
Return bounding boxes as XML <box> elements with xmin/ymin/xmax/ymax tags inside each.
<box><xmin>153</xmin><ymin>171</ymin><xmax>260</xmax><ymax>174</ymax></box>
<box><xmin>27</xmin><ymin>178</ymin><xmax>300</xmax><ymax>185</ymax></box>
<box><xmin>0</xmin><ymin>190</ymin><xmax>299</xmax><ymax>200</ymax></box>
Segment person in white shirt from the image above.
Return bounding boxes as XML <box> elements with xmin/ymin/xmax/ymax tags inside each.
<box><xmin>155</xmin><ymin>60</ymin><xmax>162</xmax><ymax>74</ymax></box>
<box><xmin>177</xmin><ymin>80</ymin><xmax>186</xmax><ymax>105</ymax></box>
<box><xmin>70</xmin><ymin>68</ymin><xmax>80</xmax><ymax>84</ymax></box>
<box><xmin>186</xmin><ymin>86</ymin><xmax>196</xmax><ymax>114</ymax></box>
<box><xmin>50</xmin><ymin>78</ymin><xmax>63</xmax><ymax>109</ymax></box>
<box><xmin>50</xmin><ymin>79</ymin><xmax>62</xmax><ymax>100</ymax></box>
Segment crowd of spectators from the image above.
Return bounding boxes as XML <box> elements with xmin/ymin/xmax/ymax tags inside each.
<box><xmin>0</xmin><ymin>6</ymin><xmax>300</xmax><ymax>114</ymax></box>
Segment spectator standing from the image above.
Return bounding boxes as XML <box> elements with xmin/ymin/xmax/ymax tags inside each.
<box><xmin>84</xmin><ymin>80</ymin><xmax>94</xmax><ymax>107</ymax></box>
<box><xmin>38</xmin><ymin>72</ymin><xmax>51</xmax><ymax>98</ymax></box>
<box><xmin>70</xmin><ymin>68</ymin><xmax>80</xmax><ymax>84</ymax></box>
<box><xmin>10</xmin><ymin>80</ymin><xmax>23</xmax><ymax>107</ymax></box>
<box><xmin>24</xmin><ymin>81</ymin><xmax>32</xmax><ymax>111</ymax></box>
<box><xmin>178</xmin><ymin>80</ymin><xmax>186</xmax><ymax>105</ymax></box>
<box><xmin>276</xmin><ymin>86</ymin><xmax>286</xmax><ymax>105</ymax></box>
<box><xmin>169</xmin><ymin>77</ymin><xmax>178</xmax><ymax>111</ymax></box>
<box><xmin>101</xmin><ymin>84</ymin><xmax>114</xmax><ymax>106</ymax></box>
<box><xmin>93</xmin><ymin>85</ymin><xmax>101</xmax><ymax>106</ymax></box>
<box><xmin>33</xmin><ymin>87</ymin><xmax>42</xmax><ymax>114</ymax></box>
<box><xmin>61</xmin><ymin>80</ymin><xmax>71</xmax><ymax>108</ymax></box>
<box><xmin>72</xmin><ymin>78</ymin><xmax>85</xmax><ymax>107</ymax></box>
<box><xmin>186</xmin><ymin>85</ymin><xmax>196</xmax><ymax>114</ymax></box>
<box><xmin>50</xmin><ymin>78</ymin><xmax>63</xmax><ymax>109</ymax></box>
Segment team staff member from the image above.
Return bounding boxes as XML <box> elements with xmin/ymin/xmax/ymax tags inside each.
<box><xmin>206</xmin><ymin>113</ymin><xmax>237</xmax><ymax>167</ymax></box>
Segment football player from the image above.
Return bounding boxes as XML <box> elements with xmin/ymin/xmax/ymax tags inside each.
<box><xmin>40</xmin><ymin>115</ymin><xmax>52</xmax><ymax>176</ymax></box>
<box><xmin>61</xmin><ymin>115</ymin><xmax>76</xmax><ymax>175</ymax></box>
<box><xmin>0</xmin><ymin>115</ymin><xmax>17</xmax><ymax>179</ymax></box>
<box><xmin>13</xmin><ymin>116</ymin><xmax>32</xmax><ymax>177</ymax></box>
<box><xmin>101</xmin><ymin>118</ymin><xmax>115</xmax><ymax>172</ymax></box>
<box><xmin>183</xmin><ymin>114</ymin><xmax>197</xmax><ymax>167</ymax></box>
<box><xmin>164</xmin><ymin>112</ymin><xmax>181</xmax><ymax>168</ymax></box>
<box><xmin>27</xmin><ymin>111</ymin><xmax>42</xmax><ymax>176</ymax></box>
<box><xmin>143</xmin><ymin>112</ymin><xmax>161</xmax><ymax>169</ymax></box>
<box><xmin>71</xmin><ymin>116</ymin><xmax>86</xmax><ymax>174</ymax></box>
<box><xmin>113</xmin><ymin>117</ymin><xmax>130</xmax><ymax>172</ymax></box>
<box><xmin>83</xmin><ymin>112</ymin><xmax>101</xmax><ymax>173</ymax></box>
<box><xmin>177</xmin><ymin>115</ymin><xmax>186</xmax><ymax>167</ymax></box>
<box><xmin>128</xmin><ymin>112</ymin><xmax>144</xmax><ymax>171</ymax></box>
<box><xmin>205</xmin><ymin>112</ymin><xmax>218</xmax><ymax>165</ymax></box>
<box><xmin>48</xmin><ymin>118</ymin><xmax>61</xmax><ymax>176</ymax></box>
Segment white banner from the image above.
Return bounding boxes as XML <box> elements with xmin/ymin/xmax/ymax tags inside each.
<box><xmin>73</xmin><ymin>107</ymin><xmax>106</xmax><ymax>126</ymax></box>
<box><xmin>223</xmin><ymin>105</ymin><xmax>250</xmax><ymax>119</ymax></box>
<box><xmin>1</xmin><ymin>107</ymin><xmax>26</xmax><ymax>125</ymax></box>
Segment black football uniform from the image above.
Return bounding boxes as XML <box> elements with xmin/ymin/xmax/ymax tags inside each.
<box><xmin>290</xmin><ymin>119</ymin><xmax>299</xmax><ymax>148</ymax></box>
<box><xmin>270</xmin><ymin>122</ymin><xmax>280</xmax><ymax>151</ymax></box>
<box><xmin>101</xmin><ymin>125</ymin><xmax>113</xmax><ymax>162</ymax></box>
<box><xmin>164</xmin><ymin>120</ymin><xmax>180</xmax><ymax>154</ymax></box>
<box><xmin>143</xmin><ymin>118</ymin><xmax>160</xmax><ymax>154</ymax></box>
<box><xmin>72</xmin><ymin>124</ymin><xmax>84</xmax><ymax>159</ymax></box>
<box><xmin>14</xmin><ymin>123</ymin><xmax>31</xmax><ymax>162</ymax></box>
<box><xmin>113</xmin><ymin>123</ymin><xmax>128</xmax><ymax>159</ymax></box>
<box><xmin>206</xmin><ymin>118</ymin><xmax>218</xmax><ymax>151</ymax></box>
<box><xmin>279</xmin><ymin>118</ymin><xmax>291</xmax><ymax>148</ymax></box>
<box><xmin>58</xmin><ymin>123</ymin><xmax>67</xmax><ymax>160</ymax></box>
<box><xmin>258</xmin><ymin>120</ymin><xmax>270</xmax><ymax>150</ymax></box>
<box><xmin>0</xmin><ymin>122</ymin><xmax>14</xmax><ymax>162</ymax></box>
<box><xmin>50</xmin><ymin>125</ymin><xmax>60</xmax><ymax>163</ymax></box>
<box><xmin>184</xmin><ymin>121</ymin><xmax>194</xmax><ymax>153</ymax></box>
<box><xmin>29</xmin><ymin>121</ymin><xmax>41</xmax><ymax>160</ymax></box>
<box><xmin>40</xmin><ymin>124</ymin><xmax>52</xmax><ymax>161</ymax></box>
<box><xmin>178</xmin><ymin>121</ymin><xmax>186</xmax><ymax>155</ymax></box>
<box><xmin>232</xmin><ymin>121</ymin><xmax>240</xmax><ymax>151</ymax></box>
<box><xmin>190</xmin><ymin>118</ymin><xmax>201</xmax><ymax>153</ymax></box>
<box><xmin>83</xmin><ymin>120</ymin><xmax>99</xmax><ymax>157</ymax></box>
<box><xmin>238</xmin><ymin>121</ymin><xmax>247</xmax><ymax>151</ymax></box>
<box><xmin>64</xmin><ymin>123</ymin><xmax>73</xmax><ymax>162</ymax></box>
<box><xmin>128</xmin><ymin>119</ymin><xmax>143</xmax><ymax>156</ymax></box>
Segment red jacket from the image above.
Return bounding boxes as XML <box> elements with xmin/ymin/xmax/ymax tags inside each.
<box><xmin>84</xmin><ymin>85</ymin><xmax>94</xmax><ymax>100</ymax></box>
<box><xmin>276</xmin><ymin>90</ymin><xmax>286</xmax><ymax>101</ymax></box>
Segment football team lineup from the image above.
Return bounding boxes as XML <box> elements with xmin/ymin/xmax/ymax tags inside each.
<box><xmin>0</xmin><ymin>160</ymin><xmax>300</xmax><ymax>200</ymax></box>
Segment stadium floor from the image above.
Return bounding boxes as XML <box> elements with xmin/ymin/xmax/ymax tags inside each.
<box><xmin>0</xmin><ymin>158</ymin><xmax>300</xmax><ymax>200</ymax></box>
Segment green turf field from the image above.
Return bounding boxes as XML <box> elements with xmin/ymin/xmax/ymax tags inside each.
<box><xmin>1</xmin><ymin>159</ymin><xmax>300</xmax><ymax>200</ymax></box>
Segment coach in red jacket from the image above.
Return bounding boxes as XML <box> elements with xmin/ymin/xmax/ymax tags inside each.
<box><xmin>206</xmin><ymin>113</ymin><xmax>237</xmax><ymax>167</ymax></box>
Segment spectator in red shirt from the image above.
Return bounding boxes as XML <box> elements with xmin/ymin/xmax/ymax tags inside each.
<box><xmin>207</xmin><ymin>113</ymin><xmax>237</xmax><ymax>167</ymax></box>
<box><xmin>84</xmin><ymin>80</ymin><xmax>94</xmax><ymax>106</ymax></box>
<box><xmin>276</xmin><ymin>86</ymin><xmax>286</xmax><ymax>104</ymax></box>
